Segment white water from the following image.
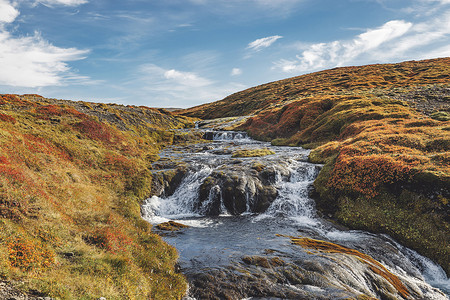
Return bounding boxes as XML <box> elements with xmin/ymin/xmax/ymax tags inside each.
<box><xmin>142</xmin><ymin>133</ymin><xmax>449</xmax><ymax>299</ymax></box>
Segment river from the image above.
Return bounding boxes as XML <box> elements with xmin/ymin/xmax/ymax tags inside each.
<box><xmin>142</xmin><ymin>131</ymin><xmax>449</xmax><ymax>299</ymax></box>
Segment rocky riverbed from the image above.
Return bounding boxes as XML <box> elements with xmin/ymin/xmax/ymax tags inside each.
<box><xmin>142</xmin><ymin>132</ymin><xmax>449</xmax><ymax>300</ymax></box>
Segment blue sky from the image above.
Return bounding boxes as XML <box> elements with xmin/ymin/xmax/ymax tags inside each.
<box><xmin>0</xmin><ymin>0</ymin><xmax>449</xmax><ymax>108</ymax></box>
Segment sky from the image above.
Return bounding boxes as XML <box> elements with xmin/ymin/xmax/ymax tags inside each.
<box><xmin>0</xmin><ymin>0</ymin><xmax>449</xmax><ymax>108</ymax></box>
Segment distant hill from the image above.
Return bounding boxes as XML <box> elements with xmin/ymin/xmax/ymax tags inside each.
<box><xmin>181</xmin><ymin>57</ymin><xmax>449</xmax><ymax>119</ymax></box>
<box><xmin>179</xmin><ymin>57</ymin><xmax>450</xmax><ymax>274</ymax></box>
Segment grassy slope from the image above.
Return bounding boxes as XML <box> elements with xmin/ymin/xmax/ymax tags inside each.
<box><xmin>179</xmin><ymin>58</ymin><xmax>450</xmax><ymax>274</ymax></box>
<box><xmin>0</xmin><ymin>94</ymin><xmax>198</xmax><ymax>299</ymax></box>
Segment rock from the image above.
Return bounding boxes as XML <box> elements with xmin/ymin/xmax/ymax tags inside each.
<box><xmin>151</xmin><ymin>165</ymin><xmax>188</xmax><ymax>197</ymax></box>
<box><xmin>197</xmin><ymin>165</ymin><xmax>284</xmax><ymax>216</ymax></box>
<box><xmin>156</xmin><ymin>221</ymin><xmax>189</xmax><ymax>231</ymax></box>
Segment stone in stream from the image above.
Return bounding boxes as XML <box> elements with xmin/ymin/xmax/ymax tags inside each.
<box><xmin>196</xmin><ymin>165</ymin><xmax>281</xmax><ymax>215</ymax></box>
<box><xmin>187</xmin><ymin>239</ymin><xmax>448</xmax><ymax>300</ymax></box>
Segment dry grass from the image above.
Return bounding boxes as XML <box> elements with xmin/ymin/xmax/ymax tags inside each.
<box><xmin>0</xmin><ymin>94</ymin><xmax>194</xmax><ymax>299</ymax></box>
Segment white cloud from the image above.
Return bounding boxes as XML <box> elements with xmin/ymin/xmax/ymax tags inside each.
<box><xmin>36</xmin><ymin>0</ymin><xmax>87</xmax><ymax>6</ymax></box>
<box><xmin>0</xmin><ymin>30</ymin><xmax>89</xmax><ymax>87</ymax></box>
<box><xmin>164</xmin><ymin>69</ymin><xmax>212</xmax><ymax>87</ymax></box>
<box><xmin>247</xmin><ymin>35</ymin><xmax>283</xmax><ymax>51</ymax></box>
<box><xmin>231</xmin><ymin>68</ymin><xmax>242</xmax><ymax>76</ymax></box>
<box><xmin>136</xmin><ymin>64</ymin><xmax>246</xmax><ymax>107</ymax></box>
<box><xmin>0</xmin><ymin>0</ymin><xmax>19</xmax><ymax>24</ymax></box>
<box><xmin>140</xmin><ymin>64</ymin><xmax>212</xmax><ymax>88</ymax></box>
<box><xmin>274</xmin><ymin>20</ymin><xmax>418</xmax><ymax>73</ymax></box>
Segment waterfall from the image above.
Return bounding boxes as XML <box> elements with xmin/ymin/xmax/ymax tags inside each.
<box><xmin>141</xmin><ymin>131</ymin><xmax>450</xmax><ymax>299</ymax></box>
<box><xmin>202</xmin><ymin>131</ymin><xmax>249</xmax><ymax>141</ymax></box>
<box><xmin>142</xmin><ymin>164</ymin><xmax>213</xmax><ymax>222</ymax></box>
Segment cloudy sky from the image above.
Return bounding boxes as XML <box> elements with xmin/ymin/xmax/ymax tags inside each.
<box><xmin>0</xmin><ymin>0</ymin><xmax>449</xmax><ymax>107</ymax></box>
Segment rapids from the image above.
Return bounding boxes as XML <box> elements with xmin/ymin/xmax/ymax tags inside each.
<box><xmin>142</xmin><ymin>131</ymin><xmax>449</xmax><ymax>299</ymax></box>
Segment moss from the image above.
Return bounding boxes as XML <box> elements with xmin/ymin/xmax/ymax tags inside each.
<box><xmin>431</xmin><ymin>111</ymin><xmax>450</xmax><ymax>121</ymax></box>
<box><xmin>156</xmin><ymin>221</ymin><xmax>189</xmax><ymax>231</ymax></box>
<box><xmin>332</xmin><ymin>190</ymin><xmax>449</xmax><ymax>275</ymax></box>
<box><xmin>231</xmin><ymin>148</ymin><xmax>275</xmax><ymax>158</ymax></box>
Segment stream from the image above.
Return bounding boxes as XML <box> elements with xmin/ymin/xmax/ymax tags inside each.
<box><xmin>142</xmin><ymin>131</ymin><xmax>449</xmax><ymax>299</ymax></box>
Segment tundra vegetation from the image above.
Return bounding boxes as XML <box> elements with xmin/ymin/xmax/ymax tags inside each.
<box><xmin>0</xmin><ymin>94</ymin><xmax>199</xmax><ymax>299</ymax></box>
<box><xmin>180</xmin><ymin>58</ymin><xmax>450</xmax><ymax>274</ymax></box>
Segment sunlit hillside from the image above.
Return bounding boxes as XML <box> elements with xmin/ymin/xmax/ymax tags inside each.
<box><xmin>179</xmin><ymin>58</ymin><xmax>450</xmax><ymax>274</ymax></box>
<box><xmin>0</xmin><ymin>94</ymin><xmax>198</xmax><ymax>299</ymax></box>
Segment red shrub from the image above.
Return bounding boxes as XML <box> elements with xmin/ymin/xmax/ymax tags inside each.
<box><xmin>0</xmin><ymin>113</ymin><xmax>16</xmax><ymax>124</ymax></box>
<box><xmin>73</xmin><ymin>119</ymin><xmax>114</xmax><ymax>143</ymax></box>
<box><xmin>104</xmin><ymin>152</ymin><xmax>137</xmax><ymax>176</ymax></box>
<box><xmin>35</xmin><ymin>105</ymin><xmax>85</xmax><ymax>119</ymax></box>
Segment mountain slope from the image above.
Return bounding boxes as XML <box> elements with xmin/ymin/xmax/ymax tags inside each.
<box><xmin>179</xmin><ymin>57</ymin><xmax>450</xmax><ymax>274</ymax></box>
<box><xmin>0</xmin><ymin>94</ymin><xmax>198</xmax><ymax>299</ymax></box>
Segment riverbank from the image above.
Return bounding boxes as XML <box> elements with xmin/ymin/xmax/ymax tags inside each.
<box><xmin>179</xmin><ymin>58</ymin><xmax>450</xmax><ymax>275</ymax></box>
<box><xmin>0</xmin><ymin>94</ymin><xmax>200</xmax><ymax>299</ymax></box>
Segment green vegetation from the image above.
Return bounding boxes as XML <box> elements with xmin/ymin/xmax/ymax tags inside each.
<box><xmin>179</xmin><ymin>58</ymin><xmax>450</xmax><ymax>274</ymax></box>
<box><xmin>231</xmin><ymin>148</ymin><xmax>275</xmax><ymax>158</ymax></box>
<box><xmin>0</xmin><ymin>94</ymin><xmax>199</xmax><ymax>299</ymax></box>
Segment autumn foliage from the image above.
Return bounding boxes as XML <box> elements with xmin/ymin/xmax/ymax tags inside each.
<box><xmin>0</xmin><ymin>94</ymin><xmax>194</xmax><ymax>299</ymax></box>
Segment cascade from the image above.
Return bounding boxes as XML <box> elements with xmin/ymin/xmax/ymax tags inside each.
<box><xmin>141</xmin><ymin>132</ymin><xmax>449</xmax><ymax>299</ymax></box>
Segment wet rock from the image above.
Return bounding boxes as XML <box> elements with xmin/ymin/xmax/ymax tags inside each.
<box><xmin>156</xmin><ymin>221</ymin><xmax>189</xmax><ymax>231</ymax></box>
<box><xmin>151</xmin><ymin>166</ymin><xmax>188</xmax><ymax>197</ymax></box>
<box><xmin>0</xmin><ymin>281</ymin><xmax>54</xmax><ymax>300</ymax></box>
<box><xmin>186</xmin><ymin>246</ymin><xmax>448</xmax><ymax>300</ymax></box>
<box><xmin>197</xmin><ymin>167</ymin><xmax>281</xmax><ymax>215</ymax></box>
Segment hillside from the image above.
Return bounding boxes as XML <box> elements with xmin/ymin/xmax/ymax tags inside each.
<box><xmin>179</xmin><ymin>58</ymin><xmax>450</xmax><ymax>274</ymax></box>
<box><xmin>0</xmin><ymin>94</ymin><xmax>199</xmax><ymax>299</ymax></box>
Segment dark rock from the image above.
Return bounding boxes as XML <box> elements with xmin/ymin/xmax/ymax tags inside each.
<box><xmin>151</xmin><ymin>166</ymin><xmax>187</xmax><ymax>197</ymax></box>
<box><xmin>197</xmin><ymin>167</ymin><xmax>281</xmax><ymax>216</ymax></box>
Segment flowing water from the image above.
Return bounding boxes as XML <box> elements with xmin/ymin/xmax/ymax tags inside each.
<box><xmin>142</xmin><ymin>132</ymin><xmax>449</xmax><ymax>299</ymax></box>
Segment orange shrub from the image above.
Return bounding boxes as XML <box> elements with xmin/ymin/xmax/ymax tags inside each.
<box><xmin>329</xmin><ymin>154</ymin><xmax>415</xmax><ymax>197</ymax></box>
<box><xmin>6</xmin><ymin>234</ymin><xmax>54</xmax><ymax>270</ymax></box>
<box><xmin>104</xmin><ymin>152</ymin><xmax>138</xmax><ymax>176</ymax></box>
<box><xmin>86</xmin><ymin>225</ymin><xmax>134</xmax><ymax>255</ymax></box>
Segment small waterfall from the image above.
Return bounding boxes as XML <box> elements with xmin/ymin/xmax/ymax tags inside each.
<box><xmin>143</xmin><ymin>153</ymin><xmax>319</xmax><ymax>221</ymax></box>
<box><xmin>141</xmin><ymin>131</ymin><xmax>449</xmax><ymax>299</ymax></box>
<box><xmin>142</xmin><ymin>164</ymin><xmax>213</xmax><ymax>222</ymax></box>
<box><xmin>202</xmin><ymin>131</ymin><xmax>249</xmax><ymax>141</ymax></box>
<box><xmin>258</xmin><ymin>160</ymin><xmax>321</xmax><ymax>225</ymax></box>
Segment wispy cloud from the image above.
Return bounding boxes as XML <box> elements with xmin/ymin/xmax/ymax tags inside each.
<box><xmin>163</xmin><ymin>69</ymin><xmax>212</xmax><ymax>87</ymax></box>
<box><xmin>0</xmin><ymin>30</ymin><xmax>89</xmax><ymax>87</ymax></box>
<box><xmin>273</xmin><ymin>16</ymin><xmax>450</xmax><ymax>73</ymax></box>
<box><xmin>134</xmin><ymin>64</ymin><xmax>245</xmax><ymax>107</ymax></box>
<box><xmin>247</xmin><ymin>35</ymin><xmax>283</xmax><ymax>52</ymax></box>
<box><xmin>0</xmin><ymin>0</ymin><xmax>89</xmax><ymax>87</ymax></box>
<box><xmin>36</xmin><ymin>0</ymin><xmax>88</xmax><ymax>7</ymax></box>
<box><xmin>188</xmin><ymin>0</ymin><xmax>305</xmax><ymax>19</ymax></box>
